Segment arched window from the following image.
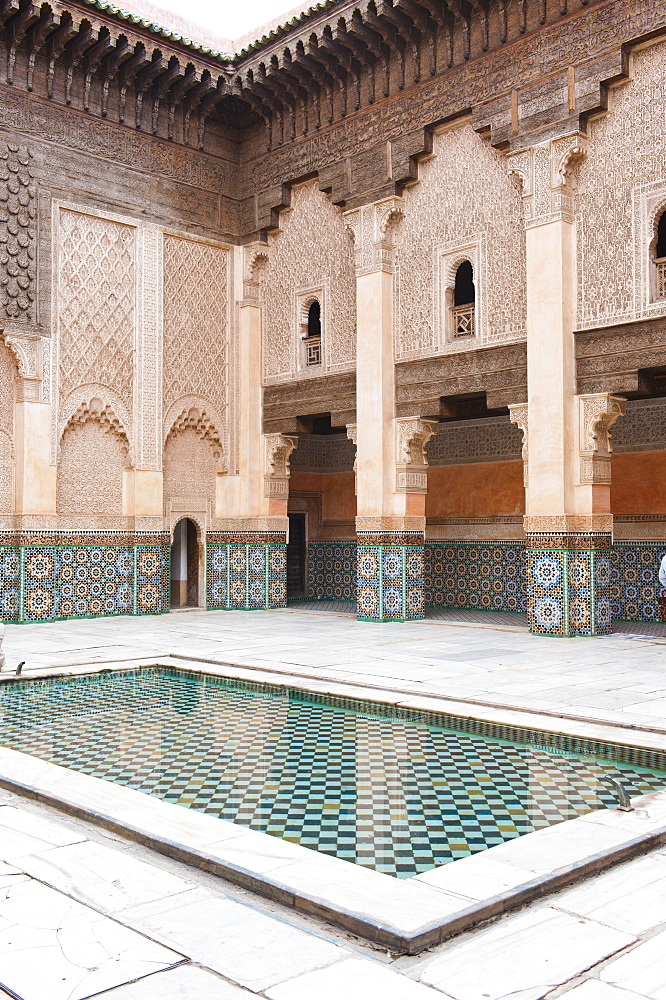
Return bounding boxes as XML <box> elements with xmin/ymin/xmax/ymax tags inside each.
<box><xmin>302</xmin><ymin>298</ymin><xmax>322</xmax><ymax>367</ymax></box>
<box><xmin>451</xmin><ymin>261</ymin><xmax>475</xmax><ymax>338</ymax></box>
<box><xmin>655</xmin><ymin>211</ymin><xmax>666</xmax><ymax>300</ymax></box>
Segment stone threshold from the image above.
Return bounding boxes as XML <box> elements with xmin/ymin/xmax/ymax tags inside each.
<box><xmin>1</xmin><ymin>664</ymin><xmax>666</xmax><ymax>955</ymax></box>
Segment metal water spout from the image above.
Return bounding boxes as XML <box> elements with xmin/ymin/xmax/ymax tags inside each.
<box><xmin>605</xmin><ymin>775</ymin><xmax>634</xmax><ymax>812</ymax></box>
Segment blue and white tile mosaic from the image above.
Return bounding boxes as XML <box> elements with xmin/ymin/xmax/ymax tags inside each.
<box><xmin>306</xmin><ymin>541</ymin><xmax>356</xmax><ymax>601</ymax></box>
<box><xmin>357</xmin><ymin>538</ymin><xmax>425</xmax><ymax>622</ymax></box>
<box><xmin>424</xmin><ymin>542</ymin><xmax>529</xmax><ymax>613</ymax></box>
<box><xmin>206</xmin><ymin>540</ymin><xmax>287</xmax><ymax>611</ymax></box>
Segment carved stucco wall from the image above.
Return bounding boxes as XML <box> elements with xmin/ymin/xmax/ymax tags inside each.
<box><xmin>577</xmin><ymin>41</ymin><xmax>666</xmax><ymax>329</ymax></box>
<box><xmin>163</xmin><ymin>427</ymin><xmax>219</xmax><ymax>508</ymax></box>
<box><xmin>162</xmin><ymin>235</ymin><xmax>228</xmax><ymax>439</ymax></box>
<box><xmin>57</xmin><ymin>208</ymin><xmax>135</xmax><ymax>415</ymax></box>
<box><xmin>290</xmin><ymin>434</ymin><xmax>356</xmax><ymax>473</ymax></box>
<box><xmin>427</xmin><ymin>416</ymin><xmax>523</xmax><ymax>466</ymax></box>
<box><xmin>57</xmin><ymin>419</ymin><xmax>126</xmax><ymax>515</ymax></box>
<box><xmin>263</xmin><ymin>180</ymin><xmax>356</xmax><ymax>383</ymax></box>
<box><xmin>0</xmin><ymin>340</ymin><xmax>15</xmax><ymax>512</ymax></box>
<box><xmin>394</xmin><ymin>123</ymin><xmax>526</xmax><ymax>359</ymax></box>
<box><xmin>0</xmin><ymin>141</ymin><xmax>36</xmax><ymax>323</ymax></box>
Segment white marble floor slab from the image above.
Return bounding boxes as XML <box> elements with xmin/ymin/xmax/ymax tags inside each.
<box><xmin>265</xmin><ymin>957</ymin><xmax>438</xmax><ymax>1000</ymax></box>
<box><xmin>97</xmin><ymin>965</ymin><xmax>254</xmax><ymax>998</ymax></box>
<box><xmin>20</xmin><ymin>840</ymin><xmax>196</xmax><ymax>913</ymax></box>
<box><xmin>0</xmin><ymin>804</ymin><xmax>85</xmax><ymax>860</ymax></box>
<box><xmin>555</xmin><ymin>854</ymin><xmax>666</xmax><ymax>935</ymax></box>
<box><xmin>118</xmin><ymin>887</ymin><xmax>347</xmax><ymax>992</ymax></box>
<box><xmin>0</xmin><ymin>878</ymin><xmax>184</xmax><ymax>1000</ymax></box>
<box><xmin>418</xmin><ymin>906</ymin><xmax>635</xmax><ymax>1000</ymax></box>
<box><xmin>599</xmin><ymin>930</ymin><xmax>666</xmax><ymax>998</ymax></box>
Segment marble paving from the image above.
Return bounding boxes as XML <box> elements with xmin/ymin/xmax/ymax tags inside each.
<box><xmin>0</xmin><ymin>608</ymin><xmax>665</xmax><ymax>997</ymax></box>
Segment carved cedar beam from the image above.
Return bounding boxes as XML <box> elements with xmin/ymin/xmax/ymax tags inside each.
<box><xmin>364</xmin><ymin>8</ymin><xmax>406</xmax><ymax>90</ymax></box>
<box><xmin>376</xmin><ymin>0</ymin><xmax>421</xmax><ymax>84</ymax></box>
<box><xmin>335</xmin><ymin>17</ymin><xmax>378</xmax><ymax>104</ymax></box>
<box><xmin>398</xmin><ymin>0</ymin><xmax>438</xmax><ymax>76</ymax></box>
<box><xmin>249</xmin><ymin>67</ymin><xmax>288</xmax><ymax>144</ymax></box>
<box><xmin>269</xmin><ymin>54</ymin><xmax>309</xmax><ymax>135</ymax></box>
<box><xmin>82</xmin><ymin>27</ymin><xmax>113</xmax><ymax>111</ymax></box>
<box><xmin>294</xmin><ymin>39</ymin><xmax>331</xmax><ymax>126</ymax></box>
<box><xmin>232</xmin><ymin>74</ymin><xmax>273</xmax><ymax>148</ymax></box>
<box><xmin>262</xmin><ymin>59</ymin><xmax>298</xmax><ymax>141</ymax></box>
<box><xmin>469</xmin><ymin>0</ymin><xmax>490</xmax><ymax>51</ymax></box>
<box><xmin>6</xmin><ymin>2</ymin><xmax>41</xmax><ymax>85</ymax></box>
<box><xmin>447</xmin><ymin>0</ymin><xmax>471</xmax><ymax>59</ymax></box>
<box><xmin>63</xmin><ymin>20</ymin><xmax>94</xmax><ymax>105</ymax></box>
<box><xmin>182</xmin><ymin>68</ymin><xmax>216</xmax><ymax>145</ymax></box>
<box><xmin>99</xmin><ymin>36</ymin><xmax>130</xmax><ymax>116</ymax></box>
<box><xmin>307</xmin><ymin>35</ymin><xmax>345</xmax><ymax>120</ymax></box>
<box><xmin>25</xmin><ymin>5</ymin><xmax>58</xmax><ymax>91</ymax></box>
<box><xmin>281</xmin><ymin>48</ymin><xmax>318</xmax><ymax>134</ymax></box>
<box><xmin>167</xmin><ymin>64</ymin><xmax>198</xmax><ymax>138</ymax></box>
<box><xmin>349</xmin><ymin>12</ymin><xmax>390</xmax><ymax>97</ymax></box>
<box><xmin>194</xmin><ymin>74</ymin><xmax>228</xmax><ymax>148</ymax></box>
<box><xmin>134</xmin><ymin>50</ymin><xmax>168</xmax><ymax>129</ymax></box>
<box><xmin>118</xmin><ymin>43</ymin><xmax>149</xmax><ymax>122</ymax></box>
<box><xmin>150</xmin><ymin>54</ymin><xmax>180</xmax><ymax>134</ymax></box>
<box><xmin>45</xmin><ymin>12</ymin><xmax>76</xmax><ymax>98</ymax></box>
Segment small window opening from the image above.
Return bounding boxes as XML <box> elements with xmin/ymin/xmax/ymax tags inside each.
<box><xmin>655</xmin><ymin>213</ymin><xmax>666</xmax><ymax>301</ymax></box>
<box><xmin>451</xmin><ymin>261</ymin><xmax>475</xmax><ymax>338</ymax></box>
<box><xmin>303</xmin><ymin>299</ymin><xmax>322</xmax><ymax>367</ymax></box>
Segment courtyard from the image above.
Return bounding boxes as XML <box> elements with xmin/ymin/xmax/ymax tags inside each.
<box><xmin>1</xmin><ymin>607</ymin><xmax>665</xmax><ymax>999</ymax></box>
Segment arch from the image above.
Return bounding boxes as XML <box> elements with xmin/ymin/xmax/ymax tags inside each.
<box><xmin>163</xmin><ymin>404</ymin><xmax>223</xmax><ymax>518</ymax></box>
<box><xmin>57</xmin><ymin>405</ymin><xmax>130</xmax><ymax>516</ymax></box>
<box><xmin>454</xmin><ymin>260</ymin><xmax>475</xmax><ymax>306</ymax></box>
<box><xmin>650</xmin><ymin>203</ymin><xmax>666</xmax><ymax>301</ymax></box>
<box><xmin>59</xmin><ymin>388</ymin><xmax>133</xmax><ymax>461</ymax></box>
<box><xmin>170</xmin><ymin>516</ymin><xmax>201</xmax><ymax>608</ymax></box>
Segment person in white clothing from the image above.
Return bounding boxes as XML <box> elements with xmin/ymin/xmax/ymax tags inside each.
<box><xmin>659</xmin><ymin>555</ymin><xmax>666</xmax><ymax>622</ymax></box>
<box><xmin>660</xmin><ymin>554</ymin><xmax>666</xmax><ymax>589</ymax></box>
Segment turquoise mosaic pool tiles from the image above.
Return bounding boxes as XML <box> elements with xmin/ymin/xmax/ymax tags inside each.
<box><xmin>1</xmin><ymin>667</ymin><xmax>664</xmax><ymax>879</ymax></box>
<box><xmin>424</xmin><ymin>542</ymin><xmax>529</xmax><ymax>613</ymax></box>
<box><xmin>307</xmin><ymin>541</ymin><xmax>356</xmax><ymax>601</ymax></box>
<box><xmin>357</xmin><ymin>533</ymin><xmax>425</xmax><ymax>622</ymax></box>
<box><xmin>526</xmin><ymin>534</ymin><xmax>613</xmax><ymax>637</ymax></box>
<box><xmin>0</xmin><ymin>533</ymin><xmax>169</xmax><ymax>623</ymax></box>
<box><xmin>206</xmin><ymin>534</ymin><xmax>287</xmax><ymax>611</ymax></box>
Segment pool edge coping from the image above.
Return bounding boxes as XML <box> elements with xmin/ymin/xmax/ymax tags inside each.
<box><xmin>2</xmin><ymin>761</ymin><xmax>666</xmax><ymax>955</ymax></box>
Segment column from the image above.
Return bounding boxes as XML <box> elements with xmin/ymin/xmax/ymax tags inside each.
<box><xmin>508</xmin><ymin>134</ymin><xmax>623</xmax><ymax>636</ymax></box>
<box><xmin>7</xmin><ymin>332</ymin><xmax>56</xmax><ymax>515</ymax></box>
<box><xmin>343</xmin><ymin>200</ymin><xmax>435</xmax><ymax>621</ymax></box>
<box><xmin>210</xmin><ymin>245</ymin><xmax>290</xmax><ymax>611</ymax></box>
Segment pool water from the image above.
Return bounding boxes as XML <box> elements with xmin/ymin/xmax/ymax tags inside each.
<box><xmin>1</xmin><ymin>668</ymin><xmax>664</xmax><ymax>878</ymax></box>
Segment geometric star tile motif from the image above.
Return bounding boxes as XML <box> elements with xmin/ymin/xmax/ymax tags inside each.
<box><xmin>2</xmin><ymin>668</ymin><xmax>664</xmax><ymax>880</ymax></box>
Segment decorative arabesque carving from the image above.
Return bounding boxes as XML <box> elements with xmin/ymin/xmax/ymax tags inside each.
<box><xmin>3</xmin><ymin>330</ymin><xmax>40</xmax><ymax>401</ymax></box>
<box><xmin>166</xmin><ymin>406</ymin><xmax>225</xmax><ymax>473</ymax></box>
<box><xmin>263</xmin><ymin>181</ymin><xmax>355</xmax><ymax>382</ymax></box>
<box><xmin>163</xmin><ymin>236</ymin><xmax>228</xmax><ymax>418</ymax></box>
<box><xmin>392</xmin><ymin>125</ymin><xmax>526</xmax><ymax>359</ymax></box>
<box><xmin>0</xmin><ymin>142</ymin><xmax>36</xmax><ymax>322</ymax></box>
<box><xmin>264</xmin><ymin>432</ymin><xmax>297</xmax><ymax>498</ymax></box>
<box><xmin>243</xmin><ymin>242</ymin><xmax>269</xmax><ymax>303</ymax></box>
<box><xmin>508</xmin><ymin>403</ymin><xmax>529</xmax><ymax>487</ymax></box>
<box><xmin>507</xmin><ymin>131</ymin><xmax>588</xmax><ymax>229</ymax></box>
<box><xmin>61</xmin><ymin>397</ymin><xmax>132</xmax><ymax>465</ymax></box>
<box><xmin>343</xmin><ymin>196</ymin><xmax>404</xmax><ymax>276</ymax></box>
<box><xmin>395</xmin><ymin>417</ymin><xmax>438</xmax><ymax>494</ymax></box>
<box><xmin>58</xmin><ymin>209</ymin><xmax>135</xmax><ymax>407</ymax></box>
<box><xmin>0</xmin><ymin>339</ymin><xmax>16</xmax><ymax>514</ymax></box>
<box><xmin>578</xmin><ymin>393</ymin><xmax>626</xmax><ymax>485</ymax></box>
<box><xmin>57</xmin><ymin>399</ymin><xmax>131</xmax><ymax>516</ymax></box>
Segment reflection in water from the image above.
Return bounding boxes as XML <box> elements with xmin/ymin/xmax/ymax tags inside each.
<box><xmin>0</xmin><ymin>668</ymin><xmax>664</xmax><ymax>878</ymax></box>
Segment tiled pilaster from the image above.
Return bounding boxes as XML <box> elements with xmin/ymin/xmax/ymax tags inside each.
<box><xmin>527</xmin><ymin>533</ymin><xmax>613</xmax><ymax>636</ymax></box>
<box><xmin>357</xmin><ymin>532</ymin><xmax>424</xmax><ymax>622</ymax></box>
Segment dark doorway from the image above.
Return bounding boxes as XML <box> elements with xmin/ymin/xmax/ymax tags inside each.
<box><xmin>171</xmin><ymin>517</ymin><xmax>199</xmax><ymax>607</ymax></box>
<box><xmin>287</xmin><ymin>513</ymin><xmax>306</xmax><ymax>599</ymax></box>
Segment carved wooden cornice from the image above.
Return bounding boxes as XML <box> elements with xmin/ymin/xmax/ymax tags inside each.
<box><xmin>263</xmin><ymin>372</ymin><xmax>356</xmax><ymax>433</ymax></box>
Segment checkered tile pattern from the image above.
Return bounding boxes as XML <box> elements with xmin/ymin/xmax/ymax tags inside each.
<box><xmin>1</xmin><ymin>668</ymin><xmax>663</xmax><ymax>879</ymax></box>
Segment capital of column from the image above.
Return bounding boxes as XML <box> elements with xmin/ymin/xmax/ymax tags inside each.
<box><xmin>508</xmin><ymin>402</ymin><xmax>529</xmax><ymax>487</ymax></box>
<box><xmin>394</xmin><ymin>416</ymin><xmax>437</xmax><ymax>494</ymax></box>
<box><xmin>242</xmin><ymin>242</ymin><xmax>269</xmax><ymax>304</ymax></box>
<box><xmin>507</xmin><ymin>131</ymin><xmax>588</xmax><ymax>229</ymax></box>
<box><xmin>578</xmin><ymin>392</ymin><xmax>626</xmax><ymax>486</ymax></box>
<box><xmin>343</xmin><ymin>197</ymin><xmax>405</xmax><ymax>275</ymax></box>
<box><xmin>264</xmin><ymin>432</ymin><xmax>298</xmax><ymax>498</ymax></box>
<box><xmin>3</xmin><ymin>328</ymin><xmax>42</xmax><ymax>400</ymax></box>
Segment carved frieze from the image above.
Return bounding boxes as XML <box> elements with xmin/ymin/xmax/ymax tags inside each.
<box><xmin>263</xmin><ymin>372</ymin><xmax>356</xmax><ymax>434</ymax></box>
<box><xmin>575</xmin><ymin>316</ymin><xmax>666</xmax><ymax>395</ymax></box>
<box><xmin>343</xmin><ymin>197</ymin><xmax>404</xmax><ymax>275</ymax></box>
<box><xmin>507</xmin><ymin>131</ymin><xmax>587</xmax><ymax>229</ymax></box>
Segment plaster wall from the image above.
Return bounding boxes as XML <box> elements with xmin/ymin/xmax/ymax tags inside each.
<box><xmin>426</xmin><ymin>462</ymin><xmax>525</xmax><ymax>518</ymax></box>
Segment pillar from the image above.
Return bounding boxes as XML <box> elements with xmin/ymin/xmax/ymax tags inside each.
<box><xmin>508</xmin><ymin>133</ymin><xmax>623</xmax><ymax>635</ymax></box>
<box><xmin>209</xmin><ymin>245</ymin><xmax>290</xmax><ymax>611</ymax></box>
<box><xmin>344</xmin><ymin>200</ymin><xmax>434</xmax><ymax>621</ymax></box>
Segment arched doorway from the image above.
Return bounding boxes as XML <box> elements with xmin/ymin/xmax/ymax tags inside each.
<box><xmin>171</xmin><ymin>518</ymin><xmax>200</xmax><ymax>608</ymax></box>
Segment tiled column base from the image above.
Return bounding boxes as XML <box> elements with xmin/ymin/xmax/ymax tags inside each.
<box><xmin>527</xmin><ymin>533</ymin><xmax>613</xmax><ymax>636</ymax></box>
<box><xmin>356</xmin><ymin>532</ymin><xmax>425</xmax><ymax>622</ymax></box>
<box><xmin>0</xmin><ymin>532</ymin><xmax>170</xmax><ymax>623</ymax></box>
<box><xmin>206</xmin><ymin>533</ymin><xmax>287</xmax><ymax>610</ymax></box>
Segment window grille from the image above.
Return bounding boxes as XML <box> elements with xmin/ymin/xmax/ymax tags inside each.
<box><xmin>452</xmin><ymin>303</ymin><xmax>475</xmax><ymax>338</ymax></box>
<box><xmin>304</xmin><ymin>336</ymin><xmax>321</xmax><ymax>366</ymax></box>
<box><xmin>656</xmin><ymin>258</ymin><xmax>666</xmax><ymax>299</ymax></box>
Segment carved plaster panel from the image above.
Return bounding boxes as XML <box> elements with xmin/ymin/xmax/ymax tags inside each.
<box><xmin>263</xmin><ymin>180</ymin><xmax>355</xmax><ymax>384</ymax></box>
<box><xmin>613</xmin><ymin>396</ymin><xmax>666</xmax><ymax>453</ymax></box>
<box><xmin>394</xmin><ymin>124</ymin><xmax>526</xmax><ymax>360</ymax></box>
<box><xmin>577</xmin><ymin>392</ymin><xmax>626</xmax><ymax>485</ymax></box>
<box><xmin>427</xmin><ymin>415</ymin><xmax>523</xmax><ymax>467</ymax></box>
<box><xmin>343</xmin><ymin>196</ymin><xmax>405</xmax><ymax>275</ymax></box>
<box><xmin>507</xmin><ymin>130</ymin><xmax>587</xmax><ymax>229</ymax></box>
<box><xmin>576</xmin><ymin>42</ymin><xmax>666</xmax><ymax>330</ymax></box>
